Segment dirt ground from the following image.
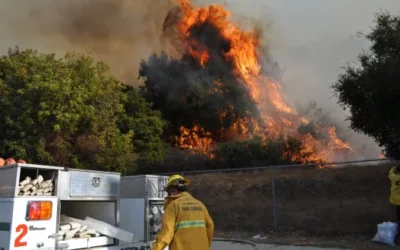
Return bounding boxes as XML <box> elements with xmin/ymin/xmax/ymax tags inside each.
<box><xmin>214</xmin><ymin>230</ymin><xmax>397</xmax><ymax>250</ymax></box>
<box><xmin>187</xmin><ymin>163</ymin><xmax>397</xmax><ymax>250</ymax></box>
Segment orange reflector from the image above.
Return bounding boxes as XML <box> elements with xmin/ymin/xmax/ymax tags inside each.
<box><xmin>27</xmin><ymin>201</ymin><xmax>52</xmax><ymax>220</ymax></box>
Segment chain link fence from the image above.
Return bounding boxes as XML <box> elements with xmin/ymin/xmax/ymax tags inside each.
<box><xmin>157</xmin><ymin>158</ymin><xmax>396</xmax><ymax>236</ymax></box>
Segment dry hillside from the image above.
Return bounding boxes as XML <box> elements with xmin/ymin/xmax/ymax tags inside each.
<box><xmin>188</xmin><ymin>163</ymin><xmax>394</xmax><ymax>238</ymax></box>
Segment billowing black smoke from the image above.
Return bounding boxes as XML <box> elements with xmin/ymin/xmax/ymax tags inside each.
<box><xmin>138</xmin><ymin>10</ymin><xmax>261</xmax><ymax>143</ymax></box>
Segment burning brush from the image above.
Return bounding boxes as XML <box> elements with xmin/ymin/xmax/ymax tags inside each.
<box><xmin>153</xmin><ymin>0</ymin><xmax>356</xmax><ymax>163</ymax></box>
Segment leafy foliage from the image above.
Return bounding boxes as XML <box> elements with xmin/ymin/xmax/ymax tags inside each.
<box><xmin>140</xmin><ymin>135</ymin><xmax>313</xmax><ymax>173</ymax></box>
<box><xmin>332</xmin><ymin>11</ymin><xmax>400</xmax><ymax>159</ymax></box>
<box><xmin>0</xmin><ymin>47</ymin><xmax>166</xmax><ymax>173</ymax></box>
<box><xmin>118</xmin><ymin>85</ymin><xmax>167</xmax><ymax>168</ymax></box>
<box><xmin>216</xmin><ymin>136</ymin><xmax>292</xmax><ymax>168</ymax></box>
<box><xmin>214</xmin><ymin>135</ymin><xmax>317</xmax><ymax>168</ymax></box>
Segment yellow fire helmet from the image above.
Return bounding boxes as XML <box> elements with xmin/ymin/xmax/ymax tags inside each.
<box><xmin>165</xmin><ymin>174</ymin><xmax>190</xmax><ymax>191</ymax></box>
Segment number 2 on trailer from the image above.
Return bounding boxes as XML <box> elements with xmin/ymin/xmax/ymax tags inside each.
<box><xmin>14</xmin><ymin>224</ymin><xmax>28</xmax><ymax>247</ymax></box>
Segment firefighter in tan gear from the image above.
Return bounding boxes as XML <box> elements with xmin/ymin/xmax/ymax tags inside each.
<box><xmin>389</xmin><ymin>165</ymin><xmax>400</xmax><ymax>225</ymax></box>
<box><xmin>152</xmin><ymin>175</ymin><xmax>214</xmax><ymax>250</ymax></box>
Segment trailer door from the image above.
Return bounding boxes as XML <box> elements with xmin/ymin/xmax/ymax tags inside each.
<box><xmin>9</xmin><ymin>197</ymin><xmax>58</xmax><ymax>250</ymax></box>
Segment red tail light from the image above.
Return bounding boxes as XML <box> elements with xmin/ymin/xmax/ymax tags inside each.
<box><xmin>26</xmin><ymin>201</ymin><xmax>52</xmax><ymax>221</ymax></box>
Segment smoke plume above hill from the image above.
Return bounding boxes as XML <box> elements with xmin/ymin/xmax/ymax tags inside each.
<box><xmin>0</xmin><ymin>0</ymin><xmax>179</xmax><ymax>82</ymax></box>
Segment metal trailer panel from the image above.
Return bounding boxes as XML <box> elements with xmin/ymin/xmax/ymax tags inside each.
<box><xmin>9</xmin><ymin>197</ymin><xmax>59</xmax><ymax>250</ymax></box>
<box><xmin>59</xmin><ymin>169</ymin><xmax>120</xmax><ymax>201</ymax></box>
<box><xmin>69</xmin><ymin>170</ymin><xmax>120</xmax><ymax>197</ymax></box>
<box><xmin>5</xmin><ymin>163</ymin><xmax>64</xmax><ymax>171</ymax></box>
<box><xmin>119</xmin><ymin>198</ymin><xmax>164</xmax><ymax>243</ymax></box>
<box><xmin>0</xmin><ymin>167</ymin><xmax>19</xmax><ymax>198</ymax></box>
<box><xmin>119</xmin><ymin>198</ymin><xmax>145</xmax><ymax>242</ymax></box>
<box><xmin>0</xmin><ymin>199</ymin><xmax>14</xmax><ymax>250</ymax></box>
<box><xmin>120</xmin><ymin>175</ymin><xmax>168</xmax><ymax>199</ymax></box>
<box><xmin>147</xmin><ymin>199</ymin><xmax>164</xmax><ymax>242</ymax></box>
<box><xmin>0</xmin><ymin>163</ymin><xmax>62</xmax><ymax>199</ymax></box>
<box><xmin>120</xmin><ymin>175</ymin><xmax>168</xmax><ymax>244</ymax></box>
<box><xmin>58</xmin><ymin>170</ymin><xmax>69</xmax><ymax>201</ymax></box>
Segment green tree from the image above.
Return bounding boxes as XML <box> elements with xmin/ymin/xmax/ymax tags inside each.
<box><xmin>0</xmin><ymin>47</ymin><xmax>165</xmax><ymax>173</ymax></box>
<box><xmin>332</xmin><ymin>11</ymin><xmax>400</xmax><ymax>159</ymax></box>
<box><xmin>118</xmin><ymin>85</ymin><xmax>167</xmax><ymax>167</ymax></box>
<box><xmin>214</xmin><ymin>135</ymin><xmax>312</xmax><ymax>168</ymax></box>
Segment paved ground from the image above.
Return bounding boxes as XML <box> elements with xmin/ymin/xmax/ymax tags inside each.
<box><xmin>257</xmin><ymin>244</ymin><xmax>348</xmax><ymax>250</ymax></box>
<box><xmin>211</xmin><ymin>241</ymin><xmax>349</xmax><ymax>250</ymax></box>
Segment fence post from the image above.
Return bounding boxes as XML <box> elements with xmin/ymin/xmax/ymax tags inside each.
<box><xmin>270</xmin><ymin>166</ymin><xmax>277</xmax><ymax>231</ymax></box>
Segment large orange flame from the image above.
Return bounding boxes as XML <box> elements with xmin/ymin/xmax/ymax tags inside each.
<box><xmin>174</xmin><ymin>0</ymin><xmax>354</xmax><ymax>163</ymax></box>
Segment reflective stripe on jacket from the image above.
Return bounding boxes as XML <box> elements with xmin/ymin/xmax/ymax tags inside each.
<box><xmin>152</xmin><ymin>191</ymin><xmax>214</xmax><ymax>250</ymax></box>
<box><xmin>389</xmin><ymin>166</ymin><xmax>400</xmax><ymax>205</ymax></box>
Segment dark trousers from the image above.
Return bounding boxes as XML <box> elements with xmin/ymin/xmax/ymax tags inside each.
<box><xmin>396</xmin><ymin>206</ymin><xmax>400</xmax><ymax>225</ymax></box>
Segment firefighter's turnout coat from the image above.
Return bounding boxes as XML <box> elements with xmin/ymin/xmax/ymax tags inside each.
<box><xmin>389</xmin><ymin>166</ymin><xmax>400</xmax><ymax>205</ymax></box>
<box><xmin>152</xmin><ymin>191</ymin><xmax>214</xmax><ymax>250</ymax></box>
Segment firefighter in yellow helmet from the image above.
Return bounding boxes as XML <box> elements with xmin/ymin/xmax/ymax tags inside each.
<box><xmin>152</xmin><ymin>174</ymin><xmax>214</xmax><ymax>250</ymax></box>
<box><xmin>389</xmin><ymin>165</ymin><xmax>400</xmax><ymax>225</ymax></box>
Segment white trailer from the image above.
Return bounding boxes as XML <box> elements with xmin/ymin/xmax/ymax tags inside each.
<box><xmin>0</xmin><ymin>163</ymin><xmax>156</xmax><ymax>250</ymax></box>
<box><xmin>119</xmin><ymin>175</ymin><xmax>169</xmax><ymax>245</ymax></box>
